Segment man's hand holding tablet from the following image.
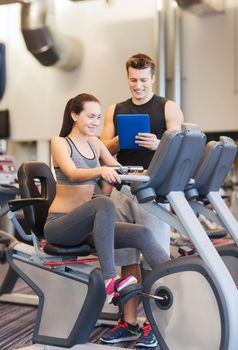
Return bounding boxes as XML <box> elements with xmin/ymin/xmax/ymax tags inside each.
<box><xmin>116</xmin><ymin>114</ymin><xmax>151</xmax><ymax>150</ymax></box>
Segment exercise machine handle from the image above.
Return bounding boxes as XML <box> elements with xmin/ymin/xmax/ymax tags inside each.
<box><xmin>118</xmin><ymin>174</ymin><xmax>150</xmax><ymax>183</ymax></box>
<box><xmin>110</xmin><ymin>165</ymin><xmax>144</xmax><ymax>174</ymax></box>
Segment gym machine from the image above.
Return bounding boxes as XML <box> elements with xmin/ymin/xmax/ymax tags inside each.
<box><xmin>185</xmin><ymin>136</ymin><xmax>238</xmax><ymax>282</ymax></box>
<box><xmin>5</xmin><ymin>124</ymin><xmax>238</xmax><ymax>350</ymax></box>
<box><xmin>0</xmin><ymin>154</ymin><xmax>39</xmax><ymax>306</ymax></box>
<box><xmin>130</xmin><ymin>126</ymin><xmax>238</xmax><ymax>350</ymax></box>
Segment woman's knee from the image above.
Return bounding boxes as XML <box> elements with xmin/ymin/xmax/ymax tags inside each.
<box><xmin>93</xmin><ymin>196</ymin><xmax>116</xmax><ymax>216</ymax></box>
<box><xmin>136</xmin><ymin>225</ymin><xmax>153</xmax><ymax>240</ymax></box>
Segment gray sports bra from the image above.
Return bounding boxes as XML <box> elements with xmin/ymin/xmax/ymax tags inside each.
<box><xmin>54</xmin><ymin>137</ymin><xmax>101</xmax><ymax>185</ymax></box>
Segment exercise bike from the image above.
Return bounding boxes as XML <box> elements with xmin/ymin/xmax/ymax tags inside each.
<box><xmin>5</xmin><ymin>124</ymin><xmax>238</xmax><ymax>350</ymax></box>
<box><xmin>185</xmin><ymin>136</ymin><xmax>238</xmax><ymax>283</ymax></box>
<box><xmin>170</xmin><ymin>136</ymin><xmax>237</xmax><ymax>258</ymax></box>
<box><xmin>0</xmin><ymin>154</ymin><xmax>39</xmax><ymax>306</ymax></box>
<box><xmin>129</xmin><ymin>125</ymin><xmax>238</xmax><ymax>350</ymax></box>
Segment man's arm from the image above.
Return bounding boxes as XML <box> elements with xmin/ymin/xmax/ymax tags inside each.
<box><xmin>135</xmin><ymin>100</ymin><xmax>184</xmax><ymax>150</ymax></box>
<box><xmin>100</xmin><ymin>104</ymin><xmax>120</xmax><ymax>155</ymax></box>
<box><xmin>164</xmin><ymin>100</ymin><xmax>184</xmax><ymax>130</ymax></box>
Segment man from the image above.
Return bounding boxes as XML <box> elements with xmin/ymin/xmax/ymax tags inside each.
<box><xmin>100</xmin><ymin>53</ymin><xmax>184</xmax><ymax>348</ymax></box>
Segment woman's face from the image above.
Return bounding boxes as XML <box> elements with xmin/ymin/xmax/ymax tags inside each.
<box><xmin>72</xmin><ymin>101</ymin><xmax>102</xmax><ymax>136</ymax></box>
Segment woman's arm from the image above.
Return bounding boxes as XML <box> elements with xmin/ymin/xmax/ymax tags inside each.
<box><xmin>51</xmin><ymin>136</ymin><xmax>121</xmax><ymax>184</ymax></box>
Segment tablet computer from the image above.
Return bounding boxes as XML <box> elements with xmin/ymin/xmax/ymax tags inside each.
<box><xmin>116</xmin><ymin>114</ymin><xmax>150</xmax><ymax>149</ymax></box>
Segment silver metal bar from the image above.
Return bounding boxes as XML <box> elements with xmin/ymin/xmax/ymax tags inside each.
<box><xmin>8</xmin><ymin>211</ymin><xmax>33</xmax><ymax>242</ymax></box>
<box><xmin>190</xmin><ymin>201</ymin><xmax>224</xmax><ymax>227</ymax></box>
<box><xmin>173</xmin><ymin>2</ymin><xmax>182</xmax><ymax>107</ymax></box>
<box><xmin>156</xmin><ymin>0</ymin><xmax>166</xmax><ymax>96</ymax></box>
<box><xmin>0</xmin><ymin>292</ymin><xmax>39</xmax><ymax>305</ymax></box>
<box><xmin>167</xmin><ymin>191</ymin><xmax>238</xmax><ymax>350</ymax></box>
<box><xmin>207</xmin><ymin>191</ymin><xmax>238</xmax><ymax>246</ymax></box>
<box><xmin>139</xmin><ymin>292</ymin><xmax>165</xmax><ymax>301</ymax></box>
<box><xmin>119</xmin><ymin>175</ymin><xmax>150</xmax><ymax>183</ymax></box>
<box><xmin>6</xmin><ymin>343</ymin><xmax>127</xmax><ymax>350</ymax></box>
<box><xmin>120</xmin><ymin>185</ymin><xmax>188</xmax><ymax>235</ymax></box>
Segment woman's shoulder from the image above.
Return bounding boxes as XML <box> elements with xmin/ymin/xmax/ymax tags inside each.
<box><xmin>51</xmin><ymin>136</ymin><xmax>67</xmax><ymax>145</ymax></box>
<box><xmin>51</xmin><ymin>136</ymin><xmax>70</xmax><ymax>153</ymax></box>
<box><xmin>51</xmin><ymin>136</ymin><xmax>72</xmax><ymax>166</ymax></box>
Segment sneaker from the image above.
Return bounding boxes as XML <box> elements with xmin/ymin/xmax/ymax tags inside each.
<box><xmin>106</xmin><ymin>275</ymin><xmax>137</xmax><ymax>304</ymax></box>
<box><xmin>100</xmin><ymin>319</ymin><xmax>140</xmax><ymax>344</ymax></box>
<box><xmin>136</xmin><ymin>323</ymin><xmax>158</xmax><ymax>348</ymax></box>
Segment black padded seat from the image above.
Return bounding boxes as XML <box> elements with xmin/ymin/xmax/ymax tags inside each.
<box><xmin>9</xmin><ymin>161</ymin><xmax>95</xmax><ymax>257</ymax></box>
<box><xmin>43</xmin><ymin>242</ymin><xmax>96</xmax><ymax>256</ymax></box>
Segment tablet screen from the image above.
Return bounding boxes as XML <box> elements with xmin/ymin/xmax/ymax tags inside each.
<box><xmin>116</xmin><ymin>114</ymin><xmax>150</xmax><ymax>149</ymax></box>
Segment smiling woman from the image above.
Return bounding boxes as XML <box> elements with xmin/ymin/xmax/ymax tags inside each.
<box><xmin>49</xmin><ymin>93</ymin><xmax>122</xmax><ymax>212</ymax></box>
<box><xmin>44</xmin><ymin>92</ymin><xmax>169</xmax><ymax>305</ymax></box>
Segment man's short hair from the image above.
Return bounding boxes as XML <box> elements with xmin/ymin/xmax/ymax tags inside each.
<box><xmin>126</xmin><ymin>53</ymin><xmax>155</xmax><ymax>76</ymax></box>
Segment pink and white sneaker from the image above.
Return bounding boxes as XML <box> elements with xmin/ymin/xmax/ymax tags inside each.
<box><xmin>106</xmin><ymin>275</ymin><xmax>137</xmax><ymax>304</ymax></box>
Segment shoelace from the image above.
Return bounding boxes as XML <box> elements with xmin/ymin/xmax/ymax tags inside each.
<box><xmin>143</xmin><ymin>324</ymin><xmax>152</xmax><ymax>336</ymax></box>
<box><xmin>112</xmin><ymin>320</ymin><xmax>128</xmax><ymax>331</ymax></box>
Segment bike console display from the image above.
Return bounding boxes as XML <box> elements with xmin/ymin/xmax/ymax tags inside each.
<box><xmin>0</xmin><ymin>155</ymin><xmax>18</xmax><ymax>185</ymax></box>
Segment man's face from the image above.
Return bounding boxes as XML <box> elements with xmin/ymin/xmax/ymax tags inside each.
<box><xmin>127</xmin><ymin>67</ymin><xmax>155</xmax><ymax>103</ymax></box>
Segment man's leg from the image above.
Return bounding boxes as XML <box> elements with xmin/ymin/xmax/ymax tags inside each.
<box><xmin>101</xmin><ymin>188</ymin><xmax>166</xmax><ymax>346</ymax></box>
<box><xmin>121</xmin><ymin>264</ymin><xmax>141</xmax><ymax>325</ymax></box>
<box><xmin>131</xmin><ymin>201</ymin><xmax>169</xmax><ymax>348</ymax></box>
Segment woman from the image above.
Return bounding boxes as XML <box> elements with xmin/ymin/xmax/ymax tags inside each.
<box><xmin>44</xmin><ymin>93</ymin><xmax>169</xmax><ymax>304</ymax></box>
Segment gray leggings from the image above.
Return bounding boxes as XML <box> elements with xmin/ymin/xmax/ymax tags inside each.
<box><xmin>44</xmin><ymin>196</ymin><xmax>169</xmax><ymax>279</ymax></box>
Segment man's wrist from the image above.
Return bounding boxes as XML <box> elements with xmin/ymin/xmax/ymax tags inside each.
<box><xmin>154</xmin><ymin>138</ymin><xmax>160</xmax><ymax>150</ymax></box>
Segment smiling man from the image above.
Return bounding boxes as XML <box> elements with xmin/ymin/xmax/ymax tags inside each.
<box><xmin>101</xmin><ymin>53</ymin><xmax>183</xmax><ymax>167</ymax></box>
<box><xmin>100</xmin><ymin>53</ymin><xmax>183</xmax><ymax>348</ymax></box>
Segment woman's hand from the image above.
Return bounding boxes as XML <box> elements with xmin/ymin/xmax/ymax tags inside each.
<box><xmin>100</xmin><ymin>167</ymin><xmax>122</xmax><ymax>184</ymax></box>
<box><xmin>135</xmin><ymin>133</ymin><xmax>160</xmax><ymax>151</ymax></box>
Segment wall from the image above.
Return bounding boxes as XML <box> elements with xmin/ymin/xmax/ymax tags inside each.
<box><xmin>1</xmin><ymin>0</ymin><xmax>238</xmax><ymax>163</ymax></box>
<box><xmin>0</xmin><ymin>0</ymin><xmax>157</xmax><ymax>147</ymax></box>
<box><xmin>181</xmin><ymin>0</ymin><xmax>238</xmax><ymax>132</ymax></box>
